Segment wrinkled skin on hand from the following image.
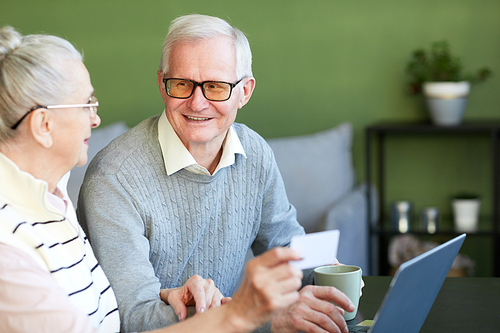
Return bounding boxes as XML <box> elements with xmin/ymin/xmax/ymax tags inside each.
<box><xmin>160</xmin><ymin>274</ymin><xmax>231</xmax><ymax>321</ymax></box>
<box><xmin>227</xmin><ymin>247</ymin><xmax>304</xmax><ymax>331</ymax></box>
<box><xmin>271</xmin><ymin>284</ymin><xmax>355</xmax><ymax>333</ymax></box>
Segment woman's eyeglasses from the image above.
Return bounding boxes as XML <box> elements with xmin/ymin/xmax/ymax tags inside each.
<box><xmin>11</xmin><ymin>96</ymin><xmax>99</xmax><ymax>130</ymax></box>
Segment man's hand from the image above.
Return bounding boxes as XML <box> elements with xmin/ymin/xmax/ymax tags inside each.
<box><xmin>271</xmin><ymin>285</ymin><xmax>355</xmax><ymax>333</ymax></box>
<box><xmin>160</xmin><ymin>275</ymin><xmax>230</xmax><ymax>321</ymax></box>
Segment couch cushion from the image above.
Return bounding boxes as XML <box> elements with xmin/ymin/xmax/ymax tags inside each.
<box><xmin>267</xmin><ymin>123</ymin><xmax>354</xmax><ymax>233</ymax></box>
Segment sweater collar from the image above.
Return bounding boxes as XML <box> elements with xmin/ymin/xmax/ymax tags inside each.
<box><xmin>0</xmin><ymin>152</ymin><xmax>63</xmax><ymax>221</ymax></box>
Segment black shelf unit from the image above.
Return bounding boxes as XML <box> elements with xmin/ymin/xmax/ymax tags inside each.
<box><xmin>365</xmin><ymin>120</ymin><xmax>500</xmax><ymax>276</ymax></box>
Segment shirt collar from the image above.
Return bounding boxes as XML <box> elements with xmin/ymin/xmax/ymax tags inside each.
<box><xmin>157</xmin><ymin>111</ymin><xmax>246</xmax><ymax>176</ymax></box>
<box><xmin>46</xmin><ymin>184</ymin><xmax>68</xmax><ymax>216</ymax></box>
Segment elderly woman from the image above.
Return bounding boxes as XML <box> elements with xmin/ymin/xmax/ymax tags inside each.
<box><xmin>0</xmin><ymin>26</ymin><xmax>303</xmax><ymax>333</ymax></box>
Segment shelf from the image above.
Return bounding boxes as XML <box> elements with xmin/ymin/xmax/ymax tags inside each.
<box><xmin>365</xmin><ymin>120</ymin><xmax>500</xmax><ymax>277</ymax></box>
<box><xmin>373</xmin><ymin>217</ymin><xmax>495</xmax><ymax>235</ymax></box>
<box><xmin>367</xmin><ymin>120</ymin><xmax>500</xmax><ymax>134</ymax></box>
<box><xmin>371</xmin><ymin>227</ymin><xmax>495</xmax><ymax>237</ymax></box>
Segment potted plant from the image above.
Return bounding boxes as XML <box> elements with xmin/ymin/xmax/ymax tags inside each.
<box><xmin>406</xmin><ymin>41</ymin><xmax>492</xmax><ymax>126</ymax></box>
<box><xmin>451</xmin><ymin>193</ymin><xmax>481</xmax><ymax>232</ymax></box>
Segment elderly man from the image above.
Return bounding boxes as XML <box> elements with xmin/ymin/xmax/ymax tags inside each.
<box><xmin>78</xmin><ymin>14</ymin><xmax>353</xmax><ymax>333</ymax></box>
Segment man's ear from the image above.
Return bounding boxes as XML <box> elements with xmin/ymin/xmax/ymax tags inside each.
<box><xmin>157</xmin><ymin>70</ymin><xmax>168</xmax><ymax>103</ymax></box>
<box><xmin>29</xmin><ymin>108</ymin><xmax>53</xmax><ymax>148</ymax></box>
<box><xmin>238</xmin><ymin>77</ymin><xmax>256</xmax><ymax>109</ymax></box>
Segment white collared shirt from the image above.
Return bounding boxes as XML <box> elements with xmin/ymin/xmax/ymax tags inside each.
<box><xmin>157</xmin><ymin>111</ymin><xmax>246</xmax><ymax>176</ymax></box>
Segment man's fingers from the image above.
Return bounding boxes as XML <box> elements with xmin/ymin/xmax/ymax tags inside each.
<box><xmin>312</xmin><ymin>285</ymin><xmax>355</xmax><ymax>312</ymax></box>
<box><xmin>208</xmin><ymin>289</ymin><xmax>223</xmax><ymax>308</ymax></box>
<box><xmin>360</xmin><ymin>276</ymin><xmax>365</xmax><ymax>296</ymax></box>
<box><xmin>167</xmin><ymin>291</ymin><xmax>188</xmax><ymax>321</ymax></box>
<box><xmin>186</xmin><ymin>275</ymin><xmax>225</xmax><ymax>312</ymax></box>
<box><xmin>284</xmin><ymin>299</ymin><xmax>348</xmax><ymax>333</ymax></box>
<box><xmin>292</xmin><ymin>286</ymin><xmax>352</xmax><ymax>332</ymax></box>
<box><xmin>186</xmin><ymin>276</ymin><xmax>208</xmax><ymax>313</ymax></box>
<box><xmin>220</xmin><ymin>296</ymin><xmax>232</xmax><ymax>305</ymax></box>
<box><xmin>335</xmin><ymin>305</ymin><xmax>346</xmax><ymax>316</ymax></box>
<box><xmin>308</xmin><ymin>301</ymin><xmax>347</xmax><ymax>331</ymax></box>
<box><xmin>270</xmin><ymin>285</ymin><xmax>352</xmax><ymax>333</ymax></box>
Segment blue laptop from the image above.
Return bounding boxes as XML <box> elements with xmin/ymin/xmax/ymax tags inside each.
<box><xmin>350</xmin><ymin>233</ymin><xmax>466</xmax><ymax>333</ymax></box>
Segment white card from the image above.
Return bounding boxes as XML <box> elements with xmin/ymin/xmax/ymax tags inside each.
<box><xmin>290</xmin><ymin>230</ymin><xmax>340</xmax><ymax>270</ymax></box>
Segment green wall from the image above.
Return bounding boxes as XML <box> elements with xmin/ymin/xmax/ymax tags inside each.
<box><xmin>2</xmin><ymin>1</ymin><xmax>499</xmax><ymax>274</ymax></box>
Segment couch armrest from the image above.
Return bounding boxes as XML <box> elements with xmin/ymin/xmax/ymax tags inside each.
<box><xmin>321</xmin><ymin>184</ymin><xmax>378</xmax><ymax>274</ymax></box>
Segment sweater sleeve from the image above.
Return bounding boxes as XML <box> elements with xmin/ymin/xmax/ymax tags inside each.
<box><xmin>77</xmin><ymin>171</ymin><xmax>178</xmax><ymax>333</ymax></box>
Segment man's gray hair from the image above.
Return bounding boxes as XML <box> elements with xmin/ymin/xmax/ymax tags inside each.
<box><xmin>0</xmin><ymin>26</ymin><xmax>82</xmax><ymax>142</ymax></box>
<box><xmin>159</xmin><ymin>14</ymin><xmax>253</xmax><ymax>80</ymax></box>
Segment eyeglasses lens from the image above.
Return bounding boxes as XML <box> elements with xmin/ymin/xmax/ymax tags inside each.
<box><xmin>166</xmin><ymin>79</ymin><xmax>231</xmax><ymax>101</ymax></box>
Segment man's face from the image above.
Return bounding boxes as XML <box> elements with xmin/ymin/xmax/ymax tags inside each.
<box><xmin>157</xmin><ymin>36</ymin><xmax>254</xmax><ymax>152</ymax></box>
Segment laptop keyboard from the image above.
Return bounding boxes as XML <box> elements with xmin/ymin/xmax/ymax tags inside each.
<box><xmin>348</xmin><ymin>325</ymin><xmax>371</xmax><ymax>332</ymax></box>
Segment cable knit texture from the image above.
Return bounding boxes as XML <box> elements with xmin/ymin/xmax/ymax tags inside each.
<box><xmin>77</xmin><ymin>114</ymin><xmax>308</xmax><ymax>332</ymax></box>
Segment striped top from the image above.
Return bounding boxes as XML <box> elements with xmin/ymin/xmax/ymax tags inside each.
<box><xmin>0</xmin><ymin>152</ymin><xmax>120</xmax><ymax>332</ymax></box>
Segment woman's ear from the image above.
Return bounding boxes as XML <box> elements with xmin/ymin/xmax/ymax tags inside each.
<box><xmin>29</xmin><ymin>108</ymin><xmax>53</xmax><ymax>148</ymax></box>
<box><xmin>238</xmin><ymin>77</ymin><xmax>256</xmax><ymax>109</ymax></box>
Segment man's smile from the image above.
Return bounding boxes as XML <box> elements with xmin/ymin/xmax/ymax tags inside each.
<box><xmin>184</xmin><ymin>115</ymin><xmax>211</xmax><ymax>121</ymax></box>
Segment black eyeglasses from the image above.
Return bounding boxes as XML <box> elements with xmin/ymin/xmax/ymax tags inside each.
<box><xmin>163</xmin><ymin>78</ymin><xmax>243</xmax><ymax>102</ymax></box>
<box><xmin>11</xmin><ymin>96</ymin><xmax>99</xmax><ymax>130</ymax></box>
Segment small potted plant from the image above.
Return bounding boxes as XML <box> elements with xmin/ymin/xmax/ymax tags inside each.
<box><xmin>451</xmin><ymin>193</ymin><xmax>481</xmax><ymax>232</ymax></box>
<box><xmin>406</xmin><ymin>41</ymin><xmax>492</xmax><ymax>126</ymax></box>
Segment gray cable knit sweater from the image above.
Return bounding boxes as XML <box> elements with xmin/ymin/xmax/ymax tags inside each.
<box><xmin>77</xmin><ymin>115</ymin><xmax>309</xmax><ymax>332</ymax></box>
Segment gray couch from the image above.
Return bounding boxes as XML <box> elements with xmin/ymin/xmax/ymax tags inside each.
<box><xmin>68</xmin><ymin>121</ymin><xmax>376</xmax><ymax>286</ymax></box>
<box><xmin>266</xmin><ymin>123</ymin><xmax>374</xmax><ymax>274</ymax></box>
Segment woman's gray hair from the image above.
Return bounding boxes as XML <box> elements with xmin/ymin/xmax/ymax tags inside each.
<box><xmin>159</xmin><ymin>14</ymin><xmax>253</xmax><ymax>80</ymax></box>
<box><xmin>0</xmin><ymin>26</ymin><xmax>82</xmax><ymax>142</ymax></box>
